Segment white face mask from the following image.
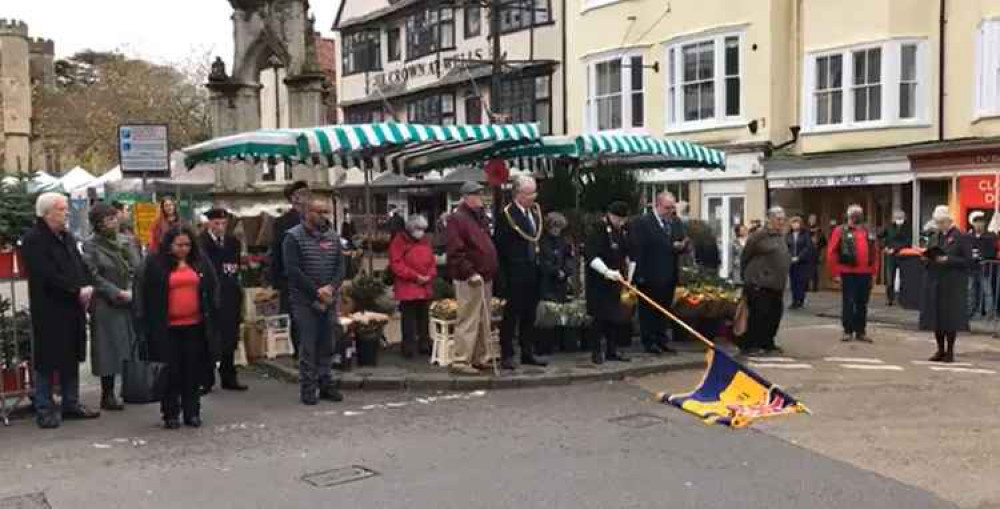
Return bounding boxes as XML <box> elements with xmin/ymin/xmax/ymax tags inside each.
<box><xmin>411</xmin><ymin>230</ymin><xmax>426</xmax><ymax>240</ymax></box>
<box><xmin>894</xmin><ymin>219</ymin><xmax>905</xmax><ymax>225</ymax></box>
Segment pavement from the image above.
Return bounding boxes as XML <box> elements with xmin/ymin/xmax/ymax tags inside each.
<box><xmin>805</xmin><ymin>289</ymin><xmax>1000</xmax><ymax>336</ymax></box>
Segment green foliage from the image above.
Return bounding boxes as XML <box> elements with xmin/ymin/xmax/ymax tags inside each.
<box><xmin>0</xmin><ymin>297</ymin><xmax>32</xmax><ymax>367</ymax></box>
<box><xmin>432</xmin><ymin>277</ymin><xmax>455</xmax><ymax>300</ymax></box>
<box><xmin>348</xmin><ymin>272</ymin><xmax>390</xmax><ymax>312</ymax></box>
<box><xmin>0</xmin><ymin>174</ymin><xmax>38</xmax><ymax>248</ymax></box>
<box><xmin>537</xmin><ymin>163</ymin><xmax>578</xmax><ymax>212</ymax></box>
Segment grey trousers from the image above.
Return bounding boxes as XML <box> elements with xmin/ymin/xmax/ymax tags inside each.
<box><xmin>292</xmin><ymin>303</ymin><xmax>336</xmax><ymax>396</ymax></box>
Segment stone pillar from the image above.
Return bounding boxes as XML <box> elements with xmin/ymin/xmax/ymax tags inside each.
<box><xmin>286</xmin><ymin>73</ymin><xmax>327</xmax><ymax>128</ymax></box>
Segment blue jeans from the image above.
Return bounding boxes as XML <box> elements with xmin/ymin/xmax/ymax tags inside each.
<box><xmin>292</xmin><ymin>303</ymin><xmax>336</xmax><ymax>397</ymax></box>
<box><xmin>34</xmin><ymin>365</ymin><xmax>81</xmax><ymax>415</ymax></box>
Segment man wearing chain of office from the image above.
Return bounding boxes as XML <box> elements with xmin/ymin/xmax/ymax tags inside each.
<box><xmin>494</xmin><ymin>175</ymin><xmax>548</xmax><ymax>370</ymax></box>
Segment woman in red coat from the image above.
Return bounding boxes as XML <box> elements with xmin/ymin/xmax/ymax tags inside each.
<box><xmin>389</xmin><ymin>214</ymin><xmax>437</xmax><ymax>358</ymax></box>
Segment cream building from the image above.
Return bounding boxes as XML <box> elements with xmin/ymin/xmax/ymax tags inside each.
<box><xmin>334</xmin><ymin>0</ymin><xmax>567</xmax><ymax>222</ymax></box>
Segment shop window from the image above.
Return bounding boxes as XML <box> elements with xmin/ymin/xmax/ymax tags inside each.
<box><xmin>464</xmin><ymin>6</ymin><xmax>481</xmax><ymax>38</ymax></box>
<box><xmin>342</xmin><ymin>30</ymin><xmax>381</xmax><ymax>75</ymax></box>
<box><xmin>499</xmin><ymin>75</ymin><xmax>552</xmax><ymax>133</ymax></box>
<box><xmin>346</xmin><ymin>106</ymin><xmax>387</xmax><ymax>124</ymax></box>
<box><xmin>666</xmin><ymin>31</ymin><xmax>743</xmax><ymax>130</ymax></box>
<box><xmin>805</xmin><ymin>39</ymin><xmax>927</xmax><ymax>132</ymax></box>
<box><xmin>407</xmin><ymin>94</ymin><xmax>456</xmax><ymax>125</ymax></box>
<box><xmin>585</xmin><ymin>52</ymin><xmax>643</xmax><ymax>131</ymax></box>
<box><xmin>977</xmin><ymin>20</ymin><xmax>1000</xmax><ymax>117</ymax></box>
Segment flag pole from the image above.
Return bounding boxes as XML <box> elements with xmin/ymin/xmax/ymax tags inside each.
<box><xmin>618</xmin><ymin>280</ymin><xmax>716</xmax><ymax>350</ymax></box>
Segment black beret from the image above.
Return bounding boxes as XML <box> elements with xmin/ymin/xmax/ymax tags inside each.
<box><xmin>205</xmin><ymin>207</ymin><xmax>229</xmax><ymax>220</ymax></box>
<box><xmin>607</xmin><ymin>201</ymin><xmax>630</xmax><ymax>218</ymax></box>
<box><xmin>284</xmin><ymin>180</ymin><xmax>309</xmax><ymax>200</ymax></box>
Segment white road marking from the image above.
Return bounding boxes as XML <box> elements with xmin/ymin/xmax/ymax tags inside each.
<box><xmin>747</xmin><ymin>357</ymin><xmax>799</xmax><ymax>363</ymax></box>
<box><xmin>929</xmin><ymin>366</ymin><xmax>997</xmax><ymax>375</ymax></box>
<box><xmin>825</xmin><ymin>357</ymin><xmax>885</xmax><ymax>364</ymax></box>
<box><xmin>749</xmin><ymin>363</ymin><xmax>814</xmax><ymax>369</ymax></box>
<box><xmin>841</xmin><ymin>364</ymin><xmax>904</xmax><ymax>371</ymax></box>
<box><xmin>911</xmin><ymin>360</ymin><xmax>975</xmax><ymax>367</ymax></box>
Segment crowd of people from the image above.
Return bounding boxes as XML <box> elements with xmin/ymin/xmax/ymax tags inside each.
<box><xmin>21</xmin><ymin>172</ymin><xmax>983</xmax><ymax>429</ymax></box>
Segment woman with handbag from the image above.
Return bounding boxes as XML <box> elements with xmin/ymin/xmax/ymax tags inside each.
<box><xmin>83</xmin><ymin>203</ymin><xmax>141</xmax><ymax>411</ymax></box>
<box><xmin>142</xmin><ymin>226</ymin><xmax>220</xmax><ymax>429</ymax></box>
<box><xmin>538</xmin><ymin>212</ymin><xmax>577</xmax><ymax>353</ymax></box>
<box><xmin>389</xmin><ymin>214</ymin><xmax>437</xmax><ymax>359</ymax></box>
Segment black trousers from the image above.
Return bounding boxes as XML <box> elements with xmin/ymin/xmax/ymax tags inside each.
<box><xmin>744</xmin><ymin>286</ymin><xmax>784</xmax><ymax>351</ymax></box>
<box><xmin>594</xmin><ymin>320</ymin><xmax>627</xmax><ymax>356</ymax></box>
<box><xmin>841</xmin><ymin>274</ymin><xmax>872</xmax><ymax>335</ymax></box>
<box><xmin>638</xmin><ymin>283</ymin><xmax>675</xmax><ymax>348</ymax></box>
<box><xmin>500</xmin><ymin>280</ymin><xmax>539</xmax><ymax>361</ymax></box>
<box><xmin>162</xmin><ymin>324</ymin><xmax>208</xmax><ymax>421</ymax></box>
<box><xmin>399</xmin><ymin>300</ymin><xmax>431</xmax><ymax>355</ymax></box>
<box><xmin>789</xmin><ymin>264</ymin><xmax>810</xmax><ymax>306</ymax></box>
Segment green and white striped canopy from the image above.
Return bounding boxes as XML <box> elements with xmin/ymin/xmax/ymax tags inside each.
<box><xmin>182</xmin><ymin>130</ymin><xmax>304</xmax><ymax>169</ymax></box>
<box><xmin>495</xmin><ymin>133</ymin><xmax>726</xmax><ymax>170</ymax></box>
<box><xmin>295</xmin><ymin>122</ymin><xmax>542</xmax><ymax>173</ymax></box>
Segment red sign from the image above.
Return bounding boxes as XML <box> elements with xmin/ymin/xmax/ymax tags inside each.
<box><xmin>485</xmin><ymin>159</ymin><xmax>509</xmax><ymax>187</ymax></box>
<box><xmin>959</xmin><ymin>175</ymin><xmax>998</xmax><ymax>208</ymax></box>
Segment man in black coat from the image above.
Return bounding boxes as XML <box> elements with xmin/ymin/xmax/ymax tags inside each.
<box><xmin>585</xmin><ymin>201</ymin><xmax>633</xmax><ymax>365</ymax></box>
<box><xmin>271</xmin><ymin>180</ymin><xmax>310</xmax><ymax>356</ymax></box>
<box><xmin>879</xmin><ymin>210</ymin><xmax>912</xmax><ymax>306</ymax></box>
<box><xmin>200</xmin><ymin>208</ymin><xmax>248</xmax><ymax>392</ymax></box>
<box><xmin>22</xmin><ymin>192</ymin><xmax>101</xmax><ymax>428</ymax></box>
<box><xmin>494</xmin><ymin>175</ymin><xmax>547</xmax><ymax>369</ymax></box>
<box><xmin>629</xmin><ymin>192</ymin><xmax>689</xmax><ymax>354</ymax></box>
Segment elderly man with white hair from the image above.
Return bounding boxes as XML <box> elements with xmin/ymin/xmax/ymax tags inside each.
<box><xmin>826</xmin><ymin>204</ymin><xmax>879</xmax><ymax>343</ymax></box>
<box><xmin>739</xmin><ymin>206</ymin><xmax>792</xmax><ymax>354</ymax></box>
<box><xmin>494</xmin><ymin>175</ymin><xmax>547</xmax><ymax>369</ymax></box>
<box><xmin>21</xmin><ymin>192</ymin><xmax>101</xmax><ymax>429</ymax></box>
<box><xmin>919</xmin><ymin>206</ymin><xmax>973</xmax><ymax>362</ymax></box>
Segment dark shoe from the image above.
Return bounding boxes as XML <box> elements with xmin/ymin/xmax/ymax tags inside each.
<box><xmin>928</xmin><ymin>351</ymin><xmax>946</xmax><ymax>362</ymax></box>
<box><xmin>449</xmin><ymin>364</ymin><xmax>482</xmax><ymax>376</ymax></box>
<box><xmin>184</xmin><ymin>416</ymin><xmax>203</xmax><ymax>428</ymax></box>
<box><xmin>606</xmin><ymin>353</ymin><xmax>631</xmax><ymax>362</ymax></box>
<box><xmin>163</xmin><ymin>418</ymin><xmax>181</xmax><ymax>430</ymax></box>
<box><xmin>855</xmin><ymin>334</ymin><xmax>873</xmax><ymax>344</ymax></box>
<box><xmin>100</xmin><ymin>395</ymin><xmax>125</xmax><ymax>411</ymax></box>
<box><xmin>591</xmin><ymin>351</ymin><xmax>604</xmax><ymax>365</ymax></box>
<box><xmin>644</xmin><ymin>344</ymin><xmax>664</xmax><ymax>355</ymax></box>
<box><xmin>763</xmin><ymin>345</ymin><xmax>785</xmax><ymax>355</ymax></box>
<box><xmin>739</xmin><ymin>347</ymin><xmax>763</xmax><ymax>357</ymax></box>
<box><xmin>887</xmin><ymin>301</ymin><xmax>895</xmax><ymax>307</ymax></box>
<box><xmin>62</xmin><ymin>405</ymin><xmax>100</xmax><ymax>420</ymax></box>
<box><xmin>521</xmin><ymin>355</ymin><xmax>548</xmax><ymax>367</ymax></box>
<box><xmin>221</xmin><ymin>377</ymin><xmax>249</xmax><ymax>391</ymax></box>
<box><xmin>943</xmin><ymin>352</ymin><xmax>955</xmax><ymax>363</ymax></box>
<box><xmin>36</xmin><ymin>412</ymin><xmax>61</xmax><ymax>429</ymax></box>
<box><xmin>500</xmin><ymin>359</ymin><xmax>517</xmax><ymax>371</ymax></box>
<box><xmin>841</xmin><ymin>334</ymin><xmax>853</xmax><ymax>342</ymax></box>
<box><xmin>660</xmin><ymin>345</ymin><xmax>678</xmax><ymax>355</ymax></box>
<box><xmin>301</xmin><ymin>394</ymin><xmax>319</xmax><ymax>406</ymax></box>
<box><xmin>319</xmin><ymin>387</ymin><xmax>344</xmax><ymax>403</ymax></box>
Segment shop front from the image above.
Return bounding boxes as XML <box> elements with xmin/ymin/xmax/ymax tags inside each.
<box><xmin>909</xmin><ymin>141</ymin><xmax>1000</xmax><ymax>232</ymax></box>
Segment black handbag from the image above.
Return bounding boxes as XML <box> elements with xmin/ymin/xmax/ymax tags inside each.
<box><xmin>122</xmin><ymin>336</ymin><xmax>169</xmax><ymax>404</ymax></box>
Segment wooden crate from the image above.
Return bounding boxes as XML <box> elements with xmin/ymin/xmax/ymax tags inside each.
<box><xmin>429</xmin><ymin>317</ymin><xmax>500</xmax><ymax>367</ymax></box>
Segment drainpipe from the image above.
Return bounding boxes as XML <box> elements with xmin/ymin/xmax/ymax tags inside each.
<box><xmin>561</xmin><ymin>0</ymin><xmax>568</xmax><ymax>135</ymax></box>
<box><xmin>938</xmin><ymin>0</ymin><xmax>946</xmax><ymax>141</ymax></box>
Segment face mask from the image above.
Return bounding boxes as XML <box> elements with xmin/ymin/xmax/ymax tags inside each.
<box><xmin>411</xmin><ymin>230</ymin><xmax>426</xmax><ymax>240</ymax></box>
<box><xmin>895</xmin><ymin>219</ymin><xmax>905</xmax><ymax>226</ymax></box>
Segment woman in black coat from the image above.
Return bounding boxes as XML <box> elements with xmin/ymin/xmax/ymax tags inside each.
<box><xmin>538</xmin><ymin>212</ymin><xmax>577</xmax><ymax>353</ymax></box>
<box><xmin>141</xmin><ymin>226</ymin><xmax>220</xmax><ymax>429</ymax></box>
<box><xmin>919</xmin><ymin>206</ymin><xmax>973</xmax><ymax>363</ymax></box>
<box><xmin>787</xmin><ymin>216</ymin><xmax>816</xmax><ymax>309</ymax></box>
<box><xmin>585</xmin><ymin>202</ymin><xmax>633</xmax><ymax>365</ymax></box>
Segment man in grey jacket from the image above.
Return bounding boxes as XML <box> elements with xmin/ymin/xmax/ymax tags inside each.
<box><xmin>740</xmin><ymin>206</ymin><xmax>792</xmax><ymax>355</ymax></box>
<box><xmin>283</xmin><ymin>198</ymin><xmax>344</xmax><ymax>405</ymax></box>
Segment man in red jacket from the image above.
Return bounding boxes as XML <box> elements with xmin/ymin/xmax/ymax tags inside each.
<box><xmin>446</xmin><ymin>182</ymin><xmax>499</xmax><ymax>375</ymax></box>
<box><xmin>827</xmin><ymin>204</ymin><xmax>880</xmax><ymax>343</ymax></box>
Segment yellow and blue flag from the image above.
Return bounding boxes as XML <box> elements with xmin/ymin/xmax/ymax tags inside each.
<box><xmin>661</xmin><ymin>348</ymin><xmax>809</xmax><ymax>428</ymax></box>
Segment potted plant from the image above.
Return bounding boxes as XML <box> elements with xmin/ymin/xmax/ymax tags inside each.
<box><xmin>0</xmin><ymin>174</ymin><xmax>36</xmax><ymax>279</ymax></box>
<box><xmin>343</xmin><ymin>272</ymin><xmax>394</xmax><ymax>366</ymax></box>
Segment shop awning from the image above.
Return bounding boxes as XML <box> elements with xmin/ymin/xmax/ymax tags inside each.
<box><xmin>182</xmin><ymin>130</ymin><xmax>304</xmax><ymax>169</ymax></box>
<box><xmin>295</xmin><ymin>122</ymin><xmax>543</xmax><ymax>173</ymax></box>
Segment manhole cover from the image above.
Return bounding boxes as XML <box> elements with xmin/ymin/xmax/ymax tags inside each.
<box><xmin>301</xmin><ymin>466</ymin><xmax>378</xmax><ymax>488</ymax></box>
<box><xmin>609</xmin><ymin>413</ymin><xmax>668</xmax><ymax>429</ymax></box>
<box><xmin>0</xmin><ymin>493</ymin><xmax>51</xmax><ymax>509</ymax></box>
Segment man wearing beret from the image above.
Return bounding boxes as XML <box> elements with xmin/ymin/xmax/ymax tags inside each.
<box><xmin>200</xmin><ymin>208</ymin><xmax>248</xmax><ymax>392</ymax></box>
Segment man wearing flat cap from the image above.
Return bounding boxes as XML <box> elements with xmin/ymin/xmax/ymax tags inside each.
<box><xmin>200</xmin><ymin>207</ymin><xmax>248</xmax><ymax>392</ymax></box>
<box><xmin>445</xmin><ymin>181</ymin><xmax>498</xmax><ymax>375</ymax></box>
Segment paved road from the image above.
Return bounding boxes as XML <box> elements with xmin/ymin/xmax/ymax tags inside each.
<box><xmin>0</xmin><ymin>361</ymin><xmax>952</xmax><ymax>509</ymax></box>
<box><xmin>641</xmin><ymin>309</ymin><xmax>1000</xmax><ymax>509</ymax></box>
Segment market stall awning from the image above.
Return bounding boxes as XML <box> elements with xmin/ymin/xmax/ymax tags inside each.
<box><xmin>182</xmin><ymin>130</ymin><xmax>304</xmax><ymax>168</ymax></box>
<box><xmin>295</xmin><ymin>122</ymin><xmax>543</xmax><ymax>174</ymax></box>
<box><xmin>496</xmin><ymin>133</ymin><xmax>726</xmax><ymax>170</ymax></box>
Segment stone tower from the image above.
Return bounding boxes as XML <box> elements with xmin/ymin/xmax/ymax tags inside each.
<box><xmin>0</xmin><ymin>19</ymin><xmax>32</xmax><ymax>173</ymax></box>
<box><xmin>207</xmin><ymin>0</ymin><xmax>329</xmax><ymax>192</ymax></box>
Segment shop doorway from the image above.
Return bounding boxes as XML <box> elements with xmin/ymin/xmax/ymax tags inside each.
<box><xmin>703</xmin><ymin>194</ymin><xmax>745</xmax><ymax>279</ymax></box>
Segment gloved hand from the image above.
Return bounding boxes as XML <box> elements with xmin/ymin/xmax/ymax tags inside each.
<box><xmin>604</xmin><ymin>270</ymin><xmax>623</xmax><ymax>282</ymax></box>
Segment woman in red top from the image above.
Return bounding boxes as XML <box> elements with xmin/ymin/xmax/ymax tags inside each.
<box><xmin>142</xmin><ymin>226</ymin><xmax>219</xmax><ymax>429</ymax></box>
<box><xmin>389</xmin><ymin>214</ymin><xmax>437</xmax><ymax>358</ymax></box>
<box><xmin>148</xmin><ymin>196</ymin><xmax>180</xmax><ymax>254</ymax></box>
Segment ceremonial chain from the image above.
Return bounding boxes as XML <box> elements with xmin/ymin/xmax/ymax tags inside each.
<box><xmin>503</xmin><ymin>203</ymin><xmax>544</xmax><ymax>243</ymax></box>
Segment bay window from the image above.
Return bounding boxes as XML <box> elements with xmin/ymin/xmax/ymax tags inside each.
<box><xmin>665</xmin><ymin>31</ymin><xmax>744</xmax><ymax>130</ymax></box>
<box><xmin>406</xmin><ymin>7</ymin><xmax>455</xmax><ymax>61</ymax></box>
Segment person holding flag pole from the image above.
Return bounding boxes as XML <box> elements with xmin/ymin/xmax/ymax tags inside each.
<box><xmin>585</xmin><ymin>201</ymin><xmax>634</xmax><ymax>365</ymax></box>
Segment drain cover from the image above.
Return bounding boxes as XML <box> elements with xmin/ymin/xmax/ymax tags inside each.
<box><xmin>0</xmin><ymin>493</ymin><xmax>51</xmax><ymax>509</ymax></box>
<box><xmin>302</xmin><ymin>466</ymin><xmax>378</xmax><ymax>488</ymax></box>
<box><xmin>609</xmin><ymin>413</ymin><xmax>668</xmax><ymax>429</ymax></box>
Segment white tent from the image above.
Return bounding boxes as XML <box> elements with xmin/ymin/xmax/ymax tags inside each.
<box><xmin>58</xmin><ymin>166</ymin><xmax>97</xmax><ymax>192</ymax></box>
<box><xmin>27</xmin><ymin>172</ymin><xmax>60</xmax><ymax>193</ymax></box>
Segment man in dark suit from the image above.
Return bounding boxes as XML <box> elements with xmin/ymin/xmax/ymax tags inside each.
<box><xmin>629</xmin><ymin>192</ymin><xmax>689</xmax><ymax>354</ymax></box>
<box><xmin>271</xmin><ymin>181</ymin><xmax>311</xmax><ymax>356</ymax></box>
<box><xmin>200</xmin><ymin>208</ymin><xmax>248</xmax><ymax>392</ymax></box>
<box><xmin>494</xmin><ymin>175</ymin><xmax>547</xmax><ymax>369</ymax></box>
